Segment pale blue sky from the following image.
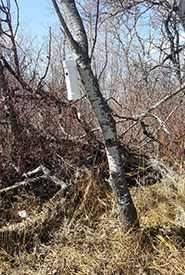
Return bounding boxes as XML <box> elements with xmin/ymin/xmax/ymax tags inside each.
<box><xmin>18</xmin><ymin>0</ymin><xmax>57</xmax><ymax>37</ymax></box>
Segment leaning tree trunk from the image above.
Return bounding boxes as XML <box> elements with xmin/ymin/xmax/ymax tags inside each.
<box><xmin>52</xmin><ymin>0</ymin><xmax>138</xmax><ymax>229</ymax></box>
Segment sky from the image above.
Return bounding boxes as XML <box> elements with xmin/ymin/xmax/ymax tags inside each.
<box><xmin>17</xmin><ymin>0</ymin><xmax>57</xmax><ymax>38</ymax></box>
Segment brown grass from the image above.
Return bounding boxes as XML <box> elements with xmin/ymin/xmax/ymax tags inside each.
<box><xmin>0</xmin><ymin>170</ymin><xmax>185</xmax><ymax>275</ymax></box>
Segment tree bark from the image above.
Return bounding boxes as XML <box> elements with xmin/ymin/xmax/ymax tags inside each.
<box><xmin>0</xmin><ymin>60</ymin><xmax>7</xmax><ymax>93</ymax></box>
<box><xmin>52</xmin><ymin>0</ymin><xmax>138</xmax><ymax>229</ymax></box>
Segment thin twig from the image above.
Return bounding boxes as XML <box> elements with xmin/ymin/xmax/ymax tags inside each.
<box><xmin>90</xmin><ymin>0</ymin><xmax>100</xmax><ymax>60</ymax></box>
<box><xmin>37</xmin><ymin>27</ymin><xmax>52</xmax><ymax>89</ymax></box>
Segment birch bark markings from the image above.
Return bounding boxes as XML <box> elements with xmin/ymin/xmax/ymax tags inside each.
<box><xmin>52</xmin><ymin>0</ymin><xmax>138</xmax><ymax>229</ymax></box>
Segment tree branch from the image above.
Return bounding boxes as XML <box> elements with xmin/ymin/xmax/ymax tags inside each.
<box><xmin>90</xmin><ymin>0</ymin><xmax>100</xmax><ymax>60</ymax></box>
<box><xmin>51</xmin><ymin>0</ymin><xmax>77</xmax><ymax>49</ymax></box>
<box><xmin>0</xmin><ymin>165</ymin><xmax>67</xmax><ymax>194</ymax></box>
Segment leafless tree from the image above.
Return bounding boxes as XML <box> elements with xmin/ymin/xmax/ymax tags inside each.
<box><xmin>52</xmin><ymin>0</ymin><xmax>139</xmax><ymax>230</ymax></box>
<box><xmin>1</xmin><ymin>0</ymin><xmax>185</xmax><ymax>232</ymax></box>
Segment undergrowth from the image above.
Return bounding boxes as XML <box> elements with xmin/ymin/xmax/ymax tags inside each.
<box><xmin>0</xmin><ymin>170</ymin><xmax>184</xmax><ymax>275</ymax></box>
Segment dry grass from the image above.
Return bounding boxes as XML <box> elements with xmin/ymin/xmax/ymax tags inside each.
<box><xmin>0</xmin><ymin>170</ymin><xmax>185</xmax><ymax>275</ymax></box>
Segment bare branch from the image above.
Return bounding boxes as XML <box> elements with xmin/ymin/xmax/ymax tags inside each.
<box><xmin>0</xmin><ymin>165</ymin><xmax>67</xmax><ymax>194</ymax></box>
<box><xmin>0</xmin><ymin>53</ymin><xmax>32</xmax><ymax>91</ymax></box>
<box><xmin>98</xmin><ymin>30</ymin><xmax>108</xmax><ymax>80</ymax></box>
<box><xmin>52</xmin><ymin>0</ymin><xmax>89</xmax><ymax>58</ymax></box>
<box><xmin>137</xmin><ymin>82</ymin><xmax>185</xmax><ymax>118</ymax></box>
<box><xmin>90</xmin><ymin>0</ymin><xmax>100</xmax><ymax>60</ymax></box>
<box><xmin>148</xmin><ymin>113</ymin><xmax>170</xmax><ymax>135</ymax></box>
<box><xmin>37</xmin><ymin>28</ymin><xmax>52</xmax><ymax>89</ymax></box>
<box><xmin>51</xmin><ymin>0</ymin><xmax>77</xmax><ymax>49</ymax></box>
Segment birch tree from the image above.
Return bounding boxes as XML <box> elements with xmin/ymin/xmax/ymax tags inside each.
<box><xmin>51</xmin><ymin>0</ymin><xmax>138</xmax><ymax>230</ymax></box>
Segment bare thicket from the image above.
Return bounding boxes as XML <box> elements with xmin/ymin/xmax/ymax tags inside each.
<box><xmin>0</xmin><ymin>0</ymin><xmax>184</xmax><ymax>261</ymax></box>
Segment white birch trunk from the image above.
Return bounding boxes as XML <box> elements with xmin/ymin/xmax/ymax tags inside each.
<box><xmin>52</xmin><ymin>0</ymin><xmax>138</xmax><ymax>229</ymax></box>
<box><xmin>76</xmin><ymin>61</ymin><xmax>138</xmax><ymax>228</ymax></box>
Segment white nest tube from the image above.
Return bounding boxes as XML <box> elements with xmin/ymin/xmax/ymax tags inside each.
<box><xmin>63</xmin><ymin>59</ymin><xmax>81</xmax><ymax>100</ymax></box>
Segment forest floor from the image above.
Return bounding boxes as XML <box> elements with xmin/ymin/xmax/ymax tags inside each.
<box><xmin>0</xmin><ymin>167</ymin><xmax>185</xmax><ymax>275</ymax></box>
